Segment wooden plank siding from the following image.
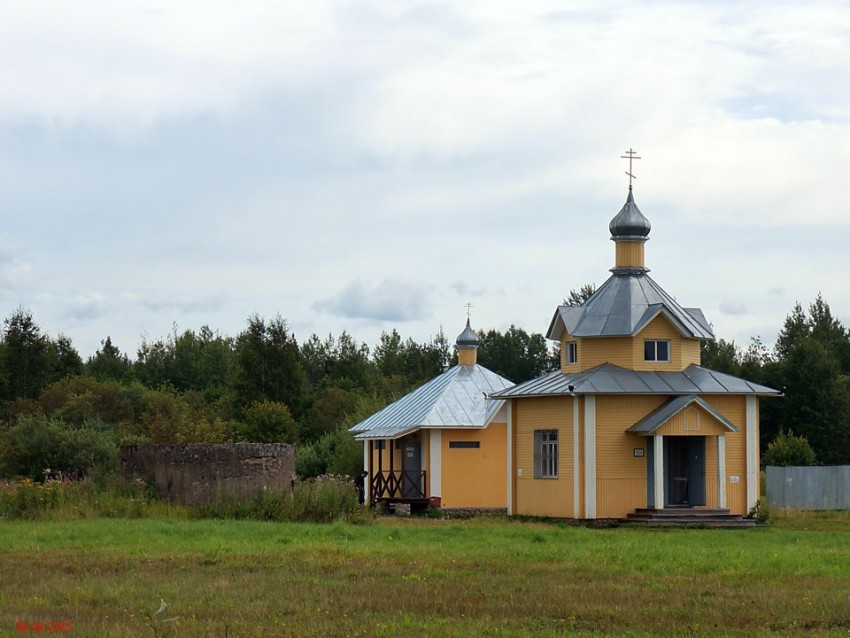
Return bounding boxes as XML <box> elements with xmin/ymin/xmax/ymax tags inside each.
<box><xmin>615</xmin><ymin>241</ymin><xmax>645</xmax><ymax>268</ymax></box>
<box><xmin>440</xmin><ymin>423</ymin><xmax>507</xmax><ymax>508</ymax></box>
<box><xmin>513</xmin><ymin>396</ymin><xmax>575</xmax><ymax>518</ymax></box>
<box><xmin>655</xmin><ymin>406</ymin><xmax>732</xmax><ymax>437</ymax></box>
<box><xmin>629</xmin><ymin>315</ymin><xmax>701</xmax><ymax>371</ymax></box>
<box><xmin>562</xmin><ymin>316</ymin><xmax>701</xmax><ymax>374</ymax></box>
<box><xmin>576</xmin><ymin>336</ymin><xmax>633</xmax><ymax>371</ymax></box>
<box><xmin>595</xmin><ymin>395</ymin><xmax>666</xmax><ymax>518</ymax></box>
<box><xmin>702</xmin><ymin>395</ymin><xmax>749</xmax><ymax>515</ymax></box>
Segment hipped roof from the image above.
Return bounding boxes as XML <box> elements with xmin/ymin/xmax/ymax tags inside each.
<box><xmin>547</xmin><ymin>272</ymin><xmax>714</xmax><ymax>341</ymax></box>
<box><xmin>349</xmin><ymin>364</ymin><xmax>513</xmax><ymax>440</ymax></box>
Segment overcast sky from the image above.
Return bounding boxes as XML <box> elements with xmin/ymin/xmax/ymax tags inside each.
<box><xmin>1</xmin><ymin>1</ymin><xmax>848</xmax><ymax>358</ymax></box>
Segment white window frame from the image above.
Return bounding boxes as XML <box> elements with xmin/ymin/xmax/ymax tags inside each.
<box><xmin>644</xmin><ymin>339</ymin><xmax>671</xmax><ymax>362</ymax></box>
<box><xmin>534</xmin><ymin>430</ymin><xmax>558</xmax><ymax>479</ymax></box>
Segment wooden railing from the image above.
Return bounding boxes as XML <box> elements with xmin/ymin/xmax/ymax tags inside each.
<box><xmin>371</xmin><ymin>470</ymin><xmax>426</xmax><ymax>501</ymax></box>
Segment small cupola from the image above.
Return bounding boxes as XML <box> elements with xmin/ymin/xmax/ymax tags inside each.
<box><xmin>456</xmin><ymin>318</ymin><xmax>479</xmax><ymax>366</ymax></box>
<box><xmin>610</xmin><ymin>187</ymin><xmax>651</xmax><ymax>272</ymax></box>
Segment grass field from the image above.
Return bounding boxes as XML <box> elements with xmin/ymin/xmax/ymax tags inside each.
<box><xmin>2</xmin><ymin>513</ymin><xmax>850</xmax><ymax>637</ymax></box>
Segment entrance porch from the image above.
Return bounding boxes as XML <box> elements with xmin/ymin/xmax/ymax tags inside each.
<box><xmin>366</xmin><ymin>434</ymin><xmax>429</xmax><ymax>507</ymax></box>
<box><xmin>626</xmin><ymin>394</ymin><xmax>741</xmax><ymax>512</ymax></box>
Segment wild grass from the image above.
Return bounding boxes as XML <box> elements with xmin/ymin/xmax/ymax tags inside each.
<box><xmin>0</xmin><ymin>476</ymin><xmax>183</xmax><ymax>521</ymax></box>
<box><xmin>765</xmin><ymin>504</ymin><xmax>850</xmax><ymax>532</ymax></box>
<box><xmin>192</xmin><ymin>474</ymin><xmax>370</xmax><ymax>524</ymax></box>
<box><xmin>0</xmin><ymin>474</ymin><xmax>367</xmax><ymax>524</ymax></box>
<box><xmin>2</xmin><ymin>516</ymin><xmax>850</xmax><ymax>636</ymax></box>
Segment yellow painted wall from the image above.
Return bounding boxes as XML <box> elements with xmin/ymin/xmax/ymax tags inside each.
<box><xmin>458</xmin><ymin>348</ymin><xmax>477</xmax><ymax>366</ymax></box>
<box><xmin>701</xmin><ymin>395</ymin><xmax>748</xmax><ymax>515</ymax></box>
<box><xmin>511</xmin><ymin>391</ymin><xmax>757</xmax><ymax>518</ymax></box>
<box><xmin>561</xmin><ymin>337</ymin><xmax>580</xmax><ymax>371</ymax></box>
<box><xmin>575</xmin><ymin>336</ymin><xmax>634</xmax><ymax>370</ymax></box>
<box><xmin>563</xmin><ymin>316</ymin><xmax>700</xmax><ymax>373</ymax></box>
<box><xmin>655</xmin><ymin>406</ymin><xmax>732</xmax><ymax>437</ymax></box>
<box><xmin>595</xmin><ymin>395</ymin><xmax>665</xmax><ymax>518</ymax></box>
<box><xmin>441</xmin><ymin>423</ymin><xmax>507</xmax><ymax>508</ymax></box>
<box><xmin>615</xmin><ymin>241</ymin><xmax>645</xmax><ymax>269</ymax></box>
<box><xmin>513</xmin><ymin>396</ymin><xmax>575</xmax><ymax>517</ymax></box>
<box><xmin>630</xmin><ymin>315</ymin><xmax>701</xmax><ymax>371</ymax></box>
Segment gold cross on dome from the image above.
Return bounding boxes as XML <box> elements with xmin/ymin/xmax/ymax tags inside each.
<box><xmin>620</xmin><ymin>148</ymin><xmax>641</xmax><ymax>188</ymax></box>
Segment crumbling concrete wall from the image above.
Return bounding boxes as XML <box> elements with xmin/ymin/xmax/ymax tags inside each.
<box><xmin>121</xmin><ymin>443</ymin><xmax>295</xmax><ymax>505</ymax></box>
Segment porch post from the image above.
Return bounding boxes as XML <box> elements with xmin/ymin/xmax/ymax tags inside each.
<box><xmin>506</xmin><ymin>402</ymin><xmax>513</xmax><ymax>515</ymax></box>
<box><xmin>584</xmin><ymin>396</ymin><xmax>596</xmax><ymax>519</ymax></box>
<box><xmin>746</xmin><ymin>396</ymin><xmax>758</xmax><ymax>511</ymax></box>
<box><xmin>717</xmin><ymin>434</ymin><xmax>727</xmax><ymax>509</ymax></box>
<box><xmin>389</xmin><ymin>439</ymin><xmax>395</xmax><ymax>497</ymax></box>
<box><xmin>429</xmin><ymin>429</ymin><xmax>442</xmax><ymax>500</ymax></box>
<box><xmin>365</xmin><ymin>440</ymin><xmax>372</xmax><ymax>506</ymax></box>
<box><xmin>653</xmin><ymin>434</ymin><xmax>664</xmax><ymax>509</ymax></box>
<box><xmin>573</xmin><ymin>396</ymin><xmax>580</xmax><ymax>519</ymax></box>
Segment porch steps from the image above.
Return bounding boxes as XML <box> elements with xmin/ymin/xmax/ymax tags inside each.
<box><xmin>624</xmin><ymin>508</ymin><xmax>760</xmax><ymax>528</ymax></box>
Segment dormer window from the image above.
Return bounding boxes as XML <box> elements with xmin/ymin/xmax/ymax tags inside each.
<box><xmin>644</xmin><ymin>339</ymin><xmax>670</xmax><ymax>362</ymax></box>
<box><xmin>565</xmin><ymin>341</ymin><xmax>578</xmax><ymax>365</ymax></box>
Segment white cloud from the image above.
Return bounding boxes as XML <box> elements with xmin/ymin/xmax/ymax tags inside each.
<box><xmin>315</xmin><ymin>279</ymin><xmax>433</xmax><ymax>322</ymax></box>
<box><xmin>0</xmin><ymin>0</ymin><xmax>848</xmax><ymax>357</ymax></box>
<box><xmin>0</xmin><ymin>236</ymin><xmax>30</xmax><ymax>296</ymax></box>
<box><xmin>719</xmin><ymin>301</ymin><xmax>748</xmax><ymax>316</ymax></box>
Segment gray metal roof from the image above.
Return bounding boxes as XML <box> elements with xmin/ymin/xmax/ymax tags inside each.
<box><xmin>547</xmin><ymin>272</ymin><xmax>715</xmax><ymax>341</ymax></box>
<box><xmin>626</xmin><ymin>394</ymin><xmax>739</xmax><ymax>435</ymax></box>
<box><xmin>350</xmin><ymin>364</ymin><xmax>514</xmax><ymax>440</ymax></box>
<box><xmin>489</xmin><ymin>363</ymin><xmax>780</xmax><ymax>399</ymax></box>
<box><xmin>609</xmin><ymin>187</ymin><xmax>651</xmax><ymax>239</ymax></box>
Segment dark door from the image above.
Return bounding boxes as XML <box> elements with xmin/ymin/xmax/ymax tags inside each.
<box><xmin>686</xmin><ymin>437</ymin><xmax>706</xmax><ymax>507</ymax></box>
<box><xmin>402</xmin><ymin>440</ymin><xmax>422</xmax><ymax>497</ymax></box>
<box><xmin>666</xmin><ymin>438</ymin><xmax>690</xmax><ymax>506</ymax></box>
<box><xmin>665</xmin><ymin>437</ymin><xmax>706</xmax><ymax>507</ymax></box>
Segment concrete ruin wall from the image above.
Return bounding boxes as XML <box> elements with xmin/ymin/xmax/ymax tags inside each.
<box><xmin>121</xmin><ymin>443</ymin><xmax>296</xmax><ymax>506</ymax></box>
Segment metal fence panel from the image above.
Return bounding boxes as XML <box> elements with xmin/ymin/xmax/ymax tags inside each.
<box><xmin>766</xmin><ymin>465</ymin><xmax>850</xmax><ymax>510</ymax></box>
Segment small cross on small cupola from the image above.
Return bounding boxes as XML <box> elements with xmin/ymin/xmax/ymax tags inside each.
<box><xmin>456</xmin><ymin>307</ymin><xmax>479</xmax><ymax>366</ymax></box>
<box><xmin>610</xmin><ymin>148</ymin><xmax>651</xmax><ymax>272</ymax></box>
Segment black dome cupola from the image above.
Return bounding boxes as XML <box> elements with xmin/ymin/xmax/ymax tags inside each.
<box><xmin>609</xmin><ymin>187</ymin><xmax>651</xmax><ymax>240</ymax></box>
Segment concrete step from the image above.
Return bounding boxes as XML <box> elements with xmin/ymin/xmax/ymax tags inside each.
<box><xmin>624</xmin><ymin>507</ymin><xmax>760</xmax><ymax>528</ymax></box>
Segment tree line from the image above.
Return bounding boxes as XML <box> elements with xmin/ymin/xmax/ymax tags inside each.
<box><xmin>0</xmin><ymin>310</ymin><xmax>557</xmax><ymax>481</ymax></box>
<box><xmin>702</xmin><ymin>294</ymin><xmax>850</xmax><ymax>465</ymax></box>
<box><xmin>2</xmin><ymin>290</ymin><xmax>848</xmax><ymax>483</ymax></box>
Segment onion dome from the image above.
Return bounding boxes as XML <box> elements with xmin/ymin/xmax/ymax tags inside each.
<box><xmin>609</xmin><ymin>187</ymin><xmax>651</xmax><ymax>240</ymax></box>
<box><xmin>456</xmin><ymin>318</ymin><xmax>479</xmax><ymax>349</ymax></box>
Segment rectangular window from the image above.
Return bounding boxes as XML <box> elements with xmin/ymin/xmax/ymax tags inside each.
<box><xmin>644</xmin><ymin>339</ymin><xmax>671</xmax><ymax>362</ymax></box>
<box><xmin>449</xmin><ymin>441</ymin><xmax>480</xmax><ymax>449</ymax></box>
<box><xmin>534</xmin><ymin>430</ymin><xmax>558</xmax><ymax>478</ymax></box>
<box><xmin>374</xmin><ymin>440</ymin><xmax>386</xmax><ymax>450</ymax></box>
<box><xmin>565</xmin><ymin>341</ymin><xmax>578</xmax><ymax>365</ymax></box>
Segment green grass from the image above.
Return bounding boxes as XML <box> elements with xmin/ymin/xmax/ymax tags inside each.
<box><xmin>2</xmin><ymin>515</ymin><xmax>850</xmax><ymax>636</ymax></box>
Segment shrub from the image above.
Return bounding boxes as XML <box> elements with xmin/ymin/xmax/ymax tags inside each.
<box><xmin>295</xmin><ymin>428</ymin><xmax>362</xmax><ymax>479</ymax></box>
<box><xmin>237</xmin><ymin>400</ymin><xmax>298</xmax><ymax>443</ymax></box>
<box><xmin>763</xmin><ymin>430</ymin><xmax>817</xmax><ymax>467</ymax></box>
<box><xmin>0</xmin><ymin>415</ymin><xmax>119</xmax><ymax>480</ymax></box>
